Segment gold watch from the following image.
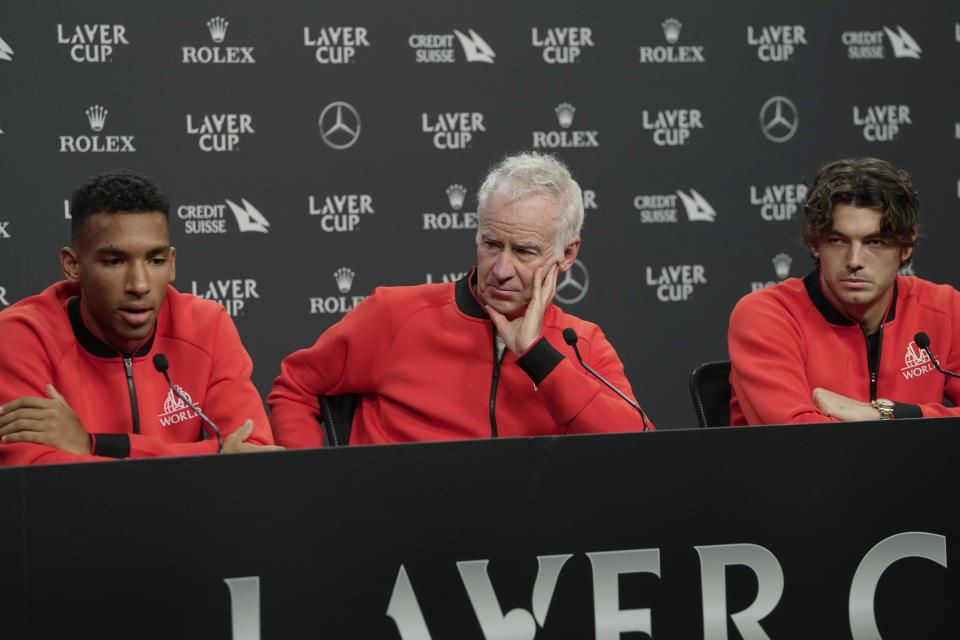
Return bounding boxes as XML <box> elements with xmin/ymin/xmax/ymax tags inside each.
<box><xmin>871</xmin><ymin>398</ymin><xmax>895</xmax><ymax>420</ymax></box>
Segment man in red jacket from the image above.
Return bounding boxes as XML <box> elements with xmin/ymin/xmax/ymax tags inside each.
<box><xmin>0</xmin><ymin>169</ymin><xmax>278</xmax><ymax>465</ymax></box>
<box><xmin>729</xmin><ymin>157</ymin><xmax>960</xmax><ymax>425</ymax></box>
<box><xmin>269</xmin><ymin>151</ymin><xmax>652</xmax><ymax>447</ymax></box>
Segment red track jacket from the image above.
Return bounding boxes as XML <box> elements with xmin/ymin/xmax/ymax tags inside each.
<box><xmin>269</xmin><ymin>270</ymin><xmax>652</xmax><ymax>446</ymax></box>
<box><xmin>729</xmin><ymin>270</ymin><xmax>960</xmax><ymax>425</ymax></box>
<box><xmin>0</xmin><ymin>282</ymin><xmax>272</xmax><ymax>465</ymax></box>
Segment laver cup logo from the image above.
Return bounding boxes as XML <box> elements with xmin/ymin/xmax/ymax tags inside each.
<box><xmin>309</xmin><ymin>194</ymin><xmax>374</xmax><ymax>232</ymax></box>
<box><xmin>59</xmin><ymin>105</ymin><xmax>136</xmax><ymax>153</ymax></box>
<box><xmin>421</xmin><ymin>112</ymin><xmax>486</xmax><ymax>149</ymax></box>
<box><xmin>303</xmin><ymin>25</ymin><xmax>370</xmax><ymax>63</ymax></box>
<box><xmin>750</xmin><ymin>184</ymin><xmax>806</xmax><ymax>221</ymax></box>
<box><xmin>56</xmin><ymin>23</ymin><xmax>129</xmax><ymax>62</ymax></box>
<box><xmin>747</xmin><ymin>25</ymin><xmax>807</xmax><ymax>61</ymax></box>
<box><xmin>646</xmin><ymin>264</ymin><xmax>706</xmax><ymax>301</ymax></box>
<box><xmin>182</xmin><ymin>17</ymin><xmax>256</xmax><ymax>63</ymax></box>
<box><xmin>186</xmin><ymin>113</ymin><xmax>254</xmax><ymax>152</ymax></box>
<box><xmin>190</xmin><ymin>279</ymin><xmax>260</xmax><ymax>317</ymax></box>
<box><xmin>853</xmin><ymin>105</ymin><xmax>911</xmax><ymax>141</ymax></box>
<box><xmin>641</xmin><ymin>108</ymin><xmax>703</xmax><ymax>146</ymax></box>
<box><xmin>531</xmin><ymin>27</ymin><xmax>594</xmax><ymax>63</ymax></box>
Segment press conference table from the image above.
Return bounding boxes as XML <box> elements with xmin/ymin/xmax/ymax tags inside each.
<box><xmin>2</xmin><ymin>419</ymin><xmax>956</xmax><ymax>639</ymax></box>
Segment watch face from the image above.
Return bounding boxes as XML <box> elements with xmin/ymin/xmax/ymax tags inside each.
<box><xmin>877</xmin><ymin>399</ymin><xmax>895</xmax><ymax>409</ymax></box>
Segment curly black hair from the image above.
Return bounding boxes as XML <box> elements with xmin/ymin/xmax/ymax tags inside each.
<box><xmin>70</xmin><ymin>169</ymin><xmax>169</xmax><ymax>243</ymax></box>
<box><xmin>802</xmin><ymin>158</ymin><xmax>918</xmax><ymax>265</ymax></box>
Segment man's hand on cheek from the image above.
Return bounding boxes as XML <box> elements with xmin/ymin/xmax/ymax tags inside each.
<box><xmin>486</xmin><ymin>262</ymin><xmax>558</xmax><ymax>356</ymax></box>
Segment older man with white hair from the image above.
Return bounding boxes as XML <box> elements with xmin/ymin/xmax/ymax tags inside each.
<box><xmin>269</xmin><ymin>151</ymin><xmax>652</xmax><ymax>447</ymax></box>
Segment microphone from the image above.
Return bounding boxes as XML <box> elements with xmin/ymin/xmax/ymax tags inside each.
<box><xmin>562</xmin><ymin>328</ymin><xmax>649</xmax><ymax>431</ymax></box>
<box><xmin>153</xmin><ymin>353</ymin><xmax>223</xmax><ymax>452</ymax></box>
<box><xmin>913</xmin><ymin>332</ymin><xmax>960</xmax><ymax>380</ymax></box>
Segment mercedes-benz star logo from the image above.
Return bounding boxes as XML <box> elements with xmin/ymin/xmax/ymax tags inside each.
<box><xmin>759</xmin><ymin>96</ymin><xmax>798</xmax><ymax>143</ymax></box>
<box><xmin>554</xmin><ymin>259</ymin><xmax>589</xmax><ymax>305</ymax></box>
<box><xmin>319</xmin><ymin>101</ymin><xmax>361</xmax><ymax>149</ymax></box>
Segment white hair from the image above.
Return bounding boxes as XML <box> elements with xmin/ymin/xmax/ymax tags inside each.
<box><xmin>476</xmin><ymin>151</ymin><xmax>584</xmax><ymax>260</ymax></box>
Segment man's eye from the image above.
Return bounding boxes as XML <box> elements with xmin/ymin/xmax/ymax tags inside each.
<box><xmin>103</xmin><ymin>258</ymin><xmax>123</xmax><ymax>266</ymax></box>
<box><xmin>868</xmin><ymin>239</ymin><xmax>888</xmax><ymax>247</ymax></box>
<box><xmin>151</xmin><ymin>257</ymin><xmax>167</xmax><ymax>265</ymax></box>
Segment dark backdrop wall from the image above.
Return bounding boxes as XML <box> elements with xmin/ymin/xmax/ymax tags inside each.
<box><xmin>1</xmin><ymin>1</ymin><xmax>958</xmax><ymax>428</ymax></box>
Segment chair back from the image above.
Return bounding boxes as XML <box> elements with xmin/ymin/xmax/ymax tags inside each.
<box><xmin>689</xmin><ymin>361</ymin><xmax>732</xmax><ymax>428</ymax></box>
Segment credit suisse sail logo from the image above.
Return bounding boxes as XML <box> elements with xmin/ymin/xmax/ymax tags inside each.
<box><xmin>408</xmin><ymin>28</ymin><xmax>495</xmax><ymax>63</ymax></box>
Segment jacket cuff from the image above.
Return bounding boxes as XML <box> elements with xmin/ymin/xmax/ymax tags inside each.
<box><xmin>893</xmin><ymin>402</ymin><xmax>922</xmax><ymax>419</ymax></box>
<box><xmin>91</xmin><ymin>433</ymin><xmax>130</xmax><ymax>458</ymax></box>
<box><xmin>516</xmin><ymin>337</ymin><xmax>564</xmax><ymax>386</ymax></box>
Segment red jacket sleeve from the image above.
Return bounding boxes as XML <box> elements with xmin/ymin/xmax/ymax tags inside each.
<box><xmin>516</xmin><ymin>326</ymin><xmax>654</xmax><ymax>433</ymax></box>
<box><xmin>268</xmin><ymin>290</ymin><xmax>394</xmax><ymax>448</ymax></box>
<box><xmin>728</xmin><ymin>292</ymin><xmax>838</xmax><ymax>425</ymax></box>
<box><xmin>0</xmin><ymin>314</ymin><xmax>111</xmax><ymax>466</ymax></box>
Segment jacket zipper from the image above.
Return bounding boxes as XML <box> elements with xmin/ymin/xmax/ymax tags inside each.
<box><xmin>488</xmin><ymin>333</ymin><xmax>506</xmax><ymax>438</ymax></box>
<box><xmin>123</xmin><ymin>357</ymin><xmax>141</xmax><ymax>434</ymax></box>
<box><xmin>861</xmin><ymin>324</ymin><xmax>884</xmax><ymax>401</ymax></box>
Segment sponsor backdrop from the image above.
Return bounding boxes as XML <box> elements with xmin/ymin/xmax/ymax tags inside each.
<box><xmin>0</xmin><ymin>2</ymin><xmax>958</xmax><ymax>428</ymax></box>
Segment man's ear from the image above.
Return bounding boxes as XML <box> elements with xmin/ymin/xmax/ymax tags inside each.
<box><xmin>558</xmin><ymin>238</ymin><xmax>581</xmax><ymax>272</ymax></box>
<box><xmin>169</xmin><ymin>246</ymin><xmax>177</xmax><ymax>283</ymax></box>
<box><xmin>60</xmin><ymin>247</ymin><xmax>81</xmax><ymax>282</ymax></box>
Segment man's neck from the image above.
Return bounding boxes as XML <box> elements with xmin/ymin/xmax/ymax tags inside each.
<box><xmin>833</xmin><ymin>288</ymin><xmax>893</xmax><ymax>335</ymax></box>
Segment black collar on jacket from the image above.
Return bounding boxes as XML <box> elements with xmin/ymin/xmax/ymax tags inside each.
<box><xmin>68</xmin><ymin>296</ymin><xmax>156</xmax><ymax>358</ymax></box>
<box><xmin>455</xmin><ymin>268</ymin><xmax>487</xmax><ymax>319</ymax></box>
<box><xmin>803</xmin><ymin>269</ymin><xmax>898</xmax><ymax>327</ymax></box>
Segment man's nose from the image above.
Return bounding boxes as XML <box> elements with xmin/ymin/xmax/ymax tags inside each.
<box><xmin>125</xmin><ymin>261</ymin><xmax>149</xmax><ymax>295</ymax></box>
<box><xmin>491</xmin><ymin>251</ymin><xmax>516</xmax><ymax>280</ymax></box>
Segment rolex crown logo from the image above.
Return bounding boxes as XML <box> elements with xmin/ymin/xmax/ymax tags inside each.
<box><xmin>446</xmin><ymin>184</ymin><xmax>467</xmax><ymax>210</ymax></box>
<box><xmin>85</xmin><ymin>105</ymin><xmax>108</xmax><ymax>132</ymax></box>
<box><xmin>334</xmin><ymin>267</ymin><xmax>355</xmax><ymax>294</ymax></box>
<box><xmin>772</xmin><ymin>252</ymin><xmax>792</xmax><ymax>279</ymax></box>
<box><xmin>207</xmin><ymin>16</ymin><xmax>229</xmax><ymax>43</ymax></box>
<box><xmin>555</xmin><ymin>103</ymin><xmax>576</xmax><ymax>129</ymax></box>
<box><xmin>661</xmin><ymin>18</ymin><xmax>682</xmax><ymax>44</ymax></box>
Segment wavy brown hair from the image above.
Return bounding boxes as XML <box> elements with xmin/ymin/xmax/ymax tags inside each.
<box><xmin>802</xmin><ymin>157</ymin><xmax>919</xmax><ymax>265</ymax></box>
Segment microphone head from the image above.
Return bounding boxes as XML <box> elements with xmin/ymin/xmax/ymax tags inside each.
<box><xmin>914</xmin><ymin>332</ymin><xmax>931</xmax><ymax>350</ymax></box>
<box><xmin>562</xmin><ymin>328</ymin><xmax>578</xmax><ymax>346</ymax></box>
<box><xmin>152</xmin><ymin>353</ymin><xmax>169</xmax><ymax>373</ymax></box>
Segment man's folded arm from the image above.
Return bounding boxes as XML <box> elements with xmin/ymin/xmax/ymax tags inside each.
<box><xmin>728</xmin><ymin>296</ymin><xmax>838</xmax><ymax>425</ymax></box>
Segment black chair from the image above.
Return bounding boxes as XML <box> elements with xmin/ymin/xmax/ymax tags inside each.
<box><xmin>689</xmin><ymin>360</ymin><xmax>732</xmax><ymax>428</ymax></box>
<box><xmin>318</xmin><ymin>394</ymin><xmax>358</xmax><ymax>446</ymax></box>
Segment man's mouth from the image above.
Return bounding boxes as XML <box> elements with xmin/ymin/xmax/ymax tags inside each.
<box><xmin>118</xmin><ymin>305</ymin><xmax>153</xmax><ymax>326</ymax></box>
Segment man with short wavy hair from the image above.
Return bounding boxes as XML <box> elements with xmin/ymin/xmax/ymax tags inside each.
<box><xmin>728</xmin><ymin>157</ymin><xmax>960</xmax><ymax>425</ymax></box>
<box><xmin>270</xmin><ymin>151</ymin><xmax>652</xmax><ymax>446</ymax></box>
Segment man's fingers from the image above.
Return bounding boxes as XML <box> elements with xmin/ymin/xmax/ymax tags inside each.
<box><xmin>0</xmin><ymin>409</ymin><xmax>54</xmax><ymax>434</ymax></box>
<box><xmin>0</xmin><ymin>396</ymin><xmax>53</xmax><ymax>414</ymax></box>
<box><xmin>1</xmin><ymin>430</ymin><xmax>48</xmax><ymax>445</ymax></box>
<box><xmin>485</xmin><ymin>305</ymin><xmax>508</xmax><ymax>333</ymax></box>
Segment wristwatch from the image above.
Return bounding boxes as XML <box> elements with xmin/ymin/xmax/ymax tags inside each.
<box><xmin>871</xmin><ymin>398</ymin><xmax>895</xmax><ymax>420</ymax></box>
